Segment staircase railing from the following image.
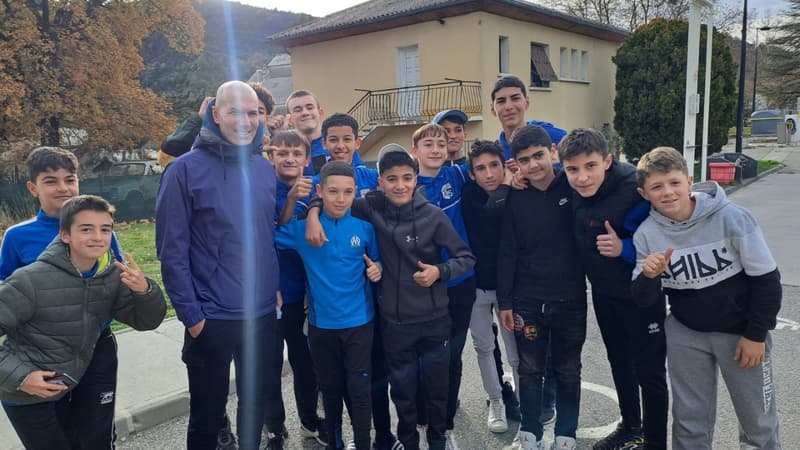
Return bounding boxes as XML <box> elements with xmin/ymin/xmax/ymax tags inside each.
<box><xmin>347</xmin><ymin>79</ymin><xmax>482</xmax><ymax>138</ymax></box>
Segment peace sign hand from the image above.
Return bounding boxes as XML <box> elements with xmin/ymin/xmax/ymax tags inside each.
<box><xmin>114</xmin><ymin>252</ymin><xmax>150</xmax><ymax>294</ymax></box>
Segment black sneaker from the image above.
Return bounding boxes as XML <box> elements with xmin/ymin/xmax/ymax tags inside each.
<box><xmin>592</xmin><ymin>424</ymin><xmax>645</xmax><ymax>450</ymax></box>
<box><xmin>300</xmin><ymin>417</ymin><xmax>329</xmax><ymax>446</ymax></box>
<box><xmin>374</xmin><ymin>432</ymin><xmax>403</xmax><ymax>450</ymax></box>
<box><xmin>265</xmin><ymin>432</ymin><xmax>284</xmax><ymax>450</ymax></box>
<box><xmin>501</xmin><ymin>381</ymin><xmax>521</xmax><ymax>422</ymax></box>
<box><xmin>216</xmin><ymin>417</ymin><xmax>237</xmax><ymax>450</ymax></box>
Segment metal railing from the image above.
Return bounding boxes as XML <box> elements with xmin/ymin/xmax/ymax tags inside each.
<box><xmin>348</xmin><ymin>79</ymin><xmax>482</xmax><ymax>138</ymax></box>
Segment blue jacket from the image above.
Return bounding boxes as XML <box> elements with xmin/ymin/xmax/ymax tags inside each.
<box><xmin>0</xmin><ymin>210</ymin><xmax>124</xmax><ymax>281</ymax></box>
<box><xmin>417</xmin><ymin>164</ymin><xmax>474</xmax><ymax>286</ymax></box>
<box><xmin>498</xmin><ymin>119</ymin><xmax>568</xmax><ymax>161</ymax></box>
<box><xmin>275</xmin><ymin>209</ymin><xmax>377</xmax><ymax>329</ymax></box>
<box><xmin>275</xmin><ymin>180</ymin><xmax>309</xmax><ymax>304</ymax></box>
<box><xmin>156</xmin><ymin>101</ymin><xmax>279</xmax><ymax>327</ymax></box>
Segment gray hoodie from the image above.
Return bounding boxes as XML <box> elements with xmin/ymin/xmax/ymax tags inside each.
<box><xmin>632</xmin><ymin>181</ymin><xmax>781</xmax><ymax>342</ymax></box>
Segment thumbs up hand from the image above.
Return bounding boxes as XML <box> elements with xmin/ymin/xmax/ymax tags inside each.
<box><xmin>643</xmin><ymin>247</ymin><xmax>674</xmax><ymax>279</ymax></box>
<box><xmin>413</xmin><ymin>261</ymin><xmax>440</xmax><ymax>288</ymax></box>
<box><xmin>364</xmin><ymin>255</ymin><xmax>382</xmax><ymax>282</ymax></box>
<box><xmin>596</xmin><ymin>220</ymin><xmax>623</xmax><ymax>257</ymax></box>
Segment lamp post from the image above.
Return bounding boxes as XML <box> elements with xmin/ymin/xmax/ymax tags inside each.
<box><xmin>752</xmin><ymin>26</ymin><xmax>772</xmax><ymax>114</ymax></box>
<box><xmin>735</xmin><ymin>0</ymin><xmax>748</xmax><ymax>153</ymax></box>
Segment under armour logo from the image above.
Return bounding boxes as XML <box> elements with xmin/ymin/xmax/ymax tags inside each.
<box><xmin>405</xmin><ymin>235</ymin><xmax>418</xmax><ymax>243</ymax></box>
<box><xmin>648</xmin><ymin>322</ymin><xmax>661</xmax><ymax>334</ymax></box>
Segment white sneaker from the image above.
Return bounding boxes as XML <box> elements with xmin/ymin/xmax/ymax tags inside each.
<box><xmin>417</xmin><ymin>425</ymin><xmax>429</xmax><ymax>450</ymax></box>
<box><xmin>487</xmin><ymin>398</ymin><xmax>509</xmax><ymax>433</ymax></box>
<box><xmin>514</xmin><ymin>430</ymin><xmax>543</xmax><ymax>450</ymax></box>
<box><xmin>551</xmin><ymin>436</ymin><xmax>576</xmax><ymax>450</ymax></box>
<box><xmin>444</xmin><ymin>430</ymin><xmax>460</xmax><ymax>450</ymax></box>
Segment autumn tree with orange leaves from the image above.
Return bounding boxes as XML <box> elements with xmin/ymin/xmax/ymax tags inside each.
<box><xmin>0</xmin><ymin>0</ymin><xmax>204</xmax><ymax>150</ymax></box>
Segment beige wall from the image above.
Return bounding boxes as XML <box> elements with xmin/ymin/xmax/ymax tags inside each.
<box><xmin>289</xmin><ymin>10</ymin><xmax>620</xmax><ymax>155</ymax></box>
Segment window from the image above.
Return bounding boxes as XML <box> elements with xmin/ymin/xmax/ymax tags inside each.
<box><xmin>499</xmin><ymin>36</ymin><xmax>509</xmax><ymax>74</ymax></box>
<box><xmin>530</xmin><ymin>43</ymin><xmax>557</xmax><ymax>88</ymax></box>
<box><xmin>560</xmin><ymin>47</ymin><xmax>569</xmax><ymax>78</ymax></box>
<box><xmin>581</xmin><ymin>51</ymin><xmax>589</xmax><ymax>81</ymax></box>
<box><xmin>571</xmin><ymin>49</ymin><xmax>579</xmax><ymax>79</ymax></box>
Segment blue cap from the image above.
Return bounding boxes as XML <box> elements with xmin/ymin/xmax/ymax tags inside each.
<box><xmin>432</xmin><ymin>109</ymin><xmax>468</xmax><ymax>125</ymax></box>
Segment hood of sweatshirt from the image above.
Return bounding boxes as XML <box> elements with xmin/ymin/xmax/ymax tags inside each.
<box><xmin>647</xmin><ymin>181</ymin><xmax>728</xmax><ymax>232</ymax></box>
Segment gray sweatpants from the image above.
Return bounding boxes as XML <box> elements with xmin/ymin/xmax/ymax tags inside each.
<box><xmin>469</xmin><ymin>289</ymin><xmax>519</xmax><ymax>401</ymax></box>
<box><xmin>666</xmin><ymin>314</ymin><xmax>781</xmax><ymax>450</ymax></box>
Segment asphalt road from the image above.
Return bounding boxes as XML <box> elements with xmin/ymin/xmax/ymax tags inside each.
<box><xmin>117</xmin><ymin>285</ymin><xmax>799</xmax><ymax>450</ymax></box>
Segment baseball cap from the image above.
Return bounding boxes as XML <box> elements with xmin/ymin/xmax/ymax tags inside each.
<box><xmin>377</xmin><ymin>143</ymin><xmax>414</xmax><ymax>173</ymax></box>
<box><xmin>432</xmin><ymin>109</ymin><xmax>468</xmax><ymax>125</ymax></box>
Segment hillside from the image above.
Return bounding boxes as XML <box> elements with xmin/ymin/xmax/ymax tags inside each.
<box><xmin>140</xmin><ymin>0</ymin><xmax>311</xmax><ymax>118</ymax></box>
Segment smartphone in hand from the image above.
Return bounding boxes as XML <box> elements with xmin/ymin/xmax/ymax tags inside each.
<box><xmin>45</xmin><ymin>372</ymin><xmax>78</xmax><ymax>388</ymax></box>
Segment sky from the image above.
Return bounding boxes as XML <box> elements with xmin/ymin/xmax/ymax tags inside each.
<box><xmin>232</xmin><ymin>0</ymin><xmax>791</xmax><ymax>18</ymax></box>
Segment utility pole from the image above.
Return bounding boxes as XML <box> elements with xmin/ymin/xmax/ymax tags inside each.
<box><xmin>735</xmin><ymin>0</ymin><xmax>748</xmax><ymax>153</ymax></box>
<box><xmin>752</xmin><ymin>26</ymin><xmax>772</xmax><ymax>114</ymax></box>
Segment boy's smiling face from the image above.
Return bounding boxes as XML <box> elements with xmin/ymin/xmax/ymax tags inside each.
<box><xmin>270</xmin><ymin>144</ymin><xmax>309</xmax><ymax>182</ymax></box>
<box><xmin>638</xmin><ymin>169</ymin><xmax>694</xmax><ymax>222</ymax></box>
<box><xmin>491</xmin><ymin>86</ymin><xmax>530</xmax><ymax>133</ymax></box>
<box><xmin>287</xmin><ymin>95</ymin><xmax>323</xmax><ymax>136</ymax></box>
<box><xmin>27</xmin><ymin>168</ymin><xmax>79</xmax><ymax>217</ymax></box>
<box><xmin>562</xmin><ymin>151</ymin><xmax>613</xmax><ymax>198</ymax></box>
<box><xmin>412</xmin><ymin>133</ymin><xmax>448</xmax><ymax>175</ymax></box>
<box><xmin>317</xmin><ymin>175</ymin><xmax>355</xmax><ymax>219</ymax></box>
<box><xmin>324</xmin><ymin>125</ymin><xmax>361</xmax><ymax>164</ymax></box>
<box><xmin>470</xmin><ymin>152</ymin><xmax>504</xmax><ymax>193</ymax></box>
<box><xmin>439</xmin><ymin>119</ymin><xmax>466</xmax><ymax>158</ymax></box>
<box><xmin>59</xmin><ymin>210</ymin><xmax>113</xmax><ymax>271</ymax></box>
<box><xmin>378</xmin><ymin>165</ymin><xmax>417</xmax><ymax>207</ymax></box>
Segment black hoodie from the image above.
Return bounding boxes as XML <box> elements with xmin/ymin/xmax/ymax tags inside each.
<box><xmin>351</xmin><ymin>188</ymin><xmax>476</xmax><ymax>325</ymax></box>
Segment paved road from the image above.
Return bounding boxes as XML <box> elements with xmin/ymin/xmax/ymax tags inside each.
<box><xmin>117</xmin><ymin>287</ymin><xmax>800</xmax><ymax>449</ymax></box>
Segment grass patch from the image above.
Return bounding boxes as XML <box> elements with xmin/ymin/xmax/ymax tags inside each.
<box><xmin>112</xmin><ymin>221</ymin><xmax>173</xmax><ymax>331</ymax></box>
<box><xmin>758</xmin><ymin>159</ymin><xmax>781</xmax><ymax>173</ymax></box>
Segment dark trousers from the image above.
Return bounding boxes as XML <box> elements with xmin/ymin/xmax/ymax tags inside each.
<box><xmin>266</xmin><ymin>301</ymin><xmax>319</xmax><ymax>431</ymax></box>
<box><xmin>384</xmin><ymin>317</ymin><xmax>451</xmax><ymax>450</ymax></box>
<box><xmin>308</xmin><ymin>322</ymin><xmax>373</xmax><ymax>450</ymax></box>
<box><xmin>182</xmin><ymin>314</ymin><xmax>280</xmax><ymax>450</ymax></box>
<box><xmin>515</xmin><ymin>299</ymin><xmax>587</xmax><ymax>440</ymax></box>
<box><xmin>371</xmin><ymin>312</ymin><xmax>393</xmax><ymax>439</ymax></box>
<box><xmin>3</xmin><ymin>328</ymin><xmax>118</xmax><ymax>450</ymax></box>
<box><xmin>592</xmin><ymin>293</ymin><xmax>668</xmax><ymax>449</ymax></box>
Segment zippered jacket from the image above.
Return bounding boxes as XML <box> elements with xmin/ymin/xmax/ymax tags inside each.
<box><xmin>0</xmin><ymin>239</ymin><xmax>165</xmax><ymax>404</ymax></box>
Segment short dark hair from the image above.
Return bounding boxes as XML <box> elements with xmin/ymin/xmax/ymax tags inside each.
<box><xmin>249</xmin><ymin>82</ymin><xmax>275</xmax><ymax>115</ymax></box>
<box><xmin>60</xmin><ymin>195</ymin><xmax>115</xmax><ymax>232</ymax></box>
<box><xmin>319</xmin><ymin>160</ymin><xmax>355</xmax><ymax>185</ymax></box>
<box><xmin>271</xmin><ymin>130</ymin><xmax>310</xmax><ymax>154</ymax></box>
<box><xmin>558</xmin><ymin>128</ymin><xmax>609</xmax><ymax>162</ymax></box>
<box><xmin>636</xmin><ymin>146</ymin><xmax>688</xmax><ymax>187</ymax></box>
<box><xmin>412</xmin><ymin>123</ymin><xmax>447</xmax><ymax>147</ymax></box>
<box><xmin>322</xmin><ymin>113</ymin><xmax>359</xmax><ymax>139</ymax></box>
<box><xmin>26</xmin><ymin>146</ymin><xmax>79</xmax><ymax>182</ymax></box>
<box><xmin>378</xmin><ymin>149</ymin><xmax>416</xmax><ymax>175</ymax></box>
<box><xmin>468</xmin><ymin>140</ymin><xmax>504</xmax><ymax>172</ymax></box>
<box><xmin>491</xmin><ymin>75</ymin><xmax>528</xmax><ymax>101</ymax></box>
<box><xmin>286</xmin><ymin>89</ymin><xmax>319</xmax><ymax>108</ymax></box>
<box><xmin>510</xmin><ymin>125</ymin><xmax>552</xmax><ymax>158</ymax></box>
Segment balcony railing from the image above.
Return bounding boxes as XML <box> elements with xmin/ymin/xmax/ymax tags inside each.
<box><xmin>348</xmin><ymin>79</ymin><xmax>482</xmax><ymax>138</ymax></box>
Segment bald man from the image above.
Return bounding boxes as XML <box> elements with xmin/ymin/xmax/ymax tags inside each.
<box><xmin>156</xmin><ymin>81</ymin><xmax>282</xmax><ymax>450</ymax></box>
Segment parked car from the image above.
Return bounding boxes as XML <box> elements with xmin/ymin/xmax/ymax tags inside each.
<box><xmin>80</xmin><ymin>160</ymin><xmax>162</xmax><ymax>221</ymax></box>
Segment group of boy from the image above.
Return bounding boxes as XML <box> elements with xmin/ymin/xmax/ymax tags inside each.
<box><xmin>0</xmin><ymin>73</ymin><xmax>783</xmax><ymax>450</ymax></box>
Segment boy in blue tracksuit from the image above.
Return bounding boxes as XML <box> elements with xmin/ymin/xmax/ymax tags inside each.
<box><xmin>411</xmin><ymin>124</ymin><xmax>476</xmax><ymax>448</ymax></box>
<box><xmin>0</xmin><ymin>147</ymin><xmax>125</xmax><ymax>450</ymax></box>
<box><xmin>312</xmin><ymin>113</ymin><xmax>378</xmax><ymax>198</ymax></box>
<box><xmin>276</xmin><ymin>161</ymin><xmax>381</xmax><ymax>450</ymax></box>
<box><xmin>263</xmin><ymin>130</ymin><xmax>328</xmax><ymax>449</ymax></box>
